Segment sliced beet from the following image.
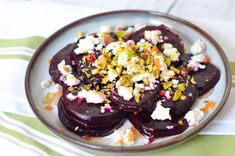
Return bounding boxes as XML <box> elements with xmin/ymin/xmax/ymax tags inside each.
<box><xmin>159</xmin><ymin>83</ymin><xmax>198</xmax><ymax>120</ymax></box>
<box><xmin>49</xmin><ymin>43</ymin><xmax>76</xmax><ymax>85</ymax></box>
<box><xmin>62</xmin><ymin>88</ymin><xmax>126</xmax><ymax>126</ymax></box>
<box><xmin>110</xmin><ymin>85</ymin><xmax>161</xmax><ymax>112</ymax></box>
<box><xmin>192</xmin><ymin>63</ymin><xmax>220</xmax><ymax>96</ymax></box>
<box><xmin>58</xmin><ymin>98</ymin><xmax>125</xmax><ymax>137</ymax></box>
<box><xmin>128</xmin><ymin>110</ymin><xmax>188</xmax><ymax>138</ymax></box>
<box><xmin>130</xmin><ymin>25</ymin><xmax>184</xmax><ymax>55</ymax></box>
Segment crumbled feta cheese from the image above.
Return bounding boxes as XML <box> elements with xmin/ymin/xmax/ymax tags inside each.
<box><xmin>40</xmin><ymin>80</ymin><xmax>50</xmax><ymax>88</ymax></box>
<box><xmin>108</xmin><ymin>69</ymin><xmax>118</xmax><ymax>82</ymax></box>
<box><xmin>125</xmin><ymin>27</ymin><xmax>135</xmax><ymax>34</ymax></box>
<box><xmin>118</xmin><ymin>86</ymin><xmax>133</xmax><ymax>101</ymax></box>
<box><xmin>106</xmin><ymin>41</ymin><xmax>122</xmax><ymax>55</ymax></box>
<box><xmin>136</xmin><ymin>39</ymin><xmax>152</xmax><ymax>52</ymax></box>
<box><xmin>162</xmin><ymin>43</ymin><xmax>180</xmax><ymax>61</ymax></box>
<box><xmin>190</xmin><ymin>39</ymin><xmax>206</xmax><ymax>55</ymax></box>
<box><xmin>57</xmin><ymin>60</ymin><xmax>72</xmax><ymax>75</ymax></box>
<box><xmin>74</xmin><ymin>35</ymin><xmax>103</xmax><ymax>55</ymax></box>
<box><xmin>64</xmin><ymin>74</ymin><xmax>80</xmax><ymax>86</ymax></box>
<box><xmin>165</xmin><ymin>90</ymin><xmax>171</xmax><ymax>100</ymax></box>
<box><xmin>172</xmin><ymin>79</ymin><xmax>179</xmax><ymax>88</ymax></box>
<box><xmin>161</xmin><ymin>70</ymin><xmax>175</xmax><ymax>81</ymax></box>
<box><xmin>100</xmin><ymin>104</ymin><xmax>112</xmax><ymax>113</ymax></box>
<box><xmin>154</xmin><ymin>55</ymin><xmax>167</xmax><ymax>71</ymax></box>
<box><xmin>114</xmin><ymin>128</ymin><xmax>136</xmax><ymax>145</ymax></box>
<box><xmin>187</xmin><ymin>60</ymin><xmax>206</xmax><ymax>72</ymax></box>
<box><xmin>100</xmin><ymin>25</ymin><xmax>112</xmax><ymax>33</ymax></box>
<box><xmin>144</xmin><ymin>30</ymin><xmax>162</xmax><ymax>45</ymax></box>
<box><xmin>127</xmin><ymin>57</ymin><xmax>141</xmax><ymax>74</ymax></box>
<box><xmin>118</xmin><ymin>53</ymin><xmax>128</xmax><ymax>67</ymax></box>
<box><xmin>191</xmin><ymin>53</ymin><xmax>206</xmax><ymax>63</ymax></box>
<box><xmin>134</xmin><ymin>23</ymin><xmax>146</xmax><ymax>31</ymax></box>
<box><xmin>66</xmin><ymin>93</ymin><xmax>78</xmax><ymax>101</ymax></box>
<box><xmin>77</xmin><ymin>90</ymin><xmax>106</xmax><ymax>104</ymax></box>
<box><xmin>151</xmin><ymin>101</ymin><xmax>171</xmax><ymax>120</ymax></box>
<box><xmin>184</xmin><ymin>108</ymin><xmax>204</xmax><ymax>126</ymax></box>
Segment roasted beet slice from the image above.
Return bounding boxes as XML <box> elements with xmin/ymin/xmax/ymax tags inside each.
<box><xmin>58</xmin><ymin>98</ymin><xmax>125</xmax><ymax>137</ymax></box>
<box><xmin>153</xmin><ymin>83</ymin><xmax>198</xmax><ymax>120</ymax></box>
<box><xmin>192</xmin><ymin>63</ymin><xmax>220</xmax><ymax>96</ymax></box>
<box><xmin>110</xmin><ymin>85</ymin><xmax>161</xmax><ymax>112</ymax></box>
<box><xmin>128</xmin><ymin>110</ymin><xmax>188</xmax><ymax>138</ymax></box>
<box><xmin>130</xmin><ymin>25</ymin><xmax>184</xmax><ymax>55</ymax></box>
<box><xmin>62</xmin><ymin>89</ymin><xmax>125</xmax><ymax>126</ymax></box>
<box><xmin>49</xmin><ymin>43</ymin><xmax>76</xmax><ymax>85</ymax></box>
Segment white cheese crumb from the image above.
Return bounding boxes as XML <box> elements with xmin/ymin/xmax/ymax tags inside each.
<box><xmin>184</xmin><ymin>108</ymin><xmax>204</xmax><ymax>126</ymax></box>
<box><xmin>106</xmin><ymin>41</ymin><xmax>122</xmax><ymax>55</ymax></box>
<box><xmin>118</xmin><ymin>86</ymin><xmax>133</xmax><ymax>101</ymax></box>
<box><xmin>190</xmin><ymin>39</ymin><xmax>206</xmax><ymax>55</ymax></box>
<box><xmin>144</xmin><ymin>30</ymin><xmax>162</xmax><ymax>45</ymax></box>
<box><xmin>136</xmin><ymin>39</ymin><xmax>152</xmax><ymax>52</ymax></box>
<box><xmin>100</xmin><ymin>25</ymin><xmax>112</xmax><ymax>33</ymax></box>
<box><xmin>57</xmin><ymin>60</ymin><xmax>72</xmax><ymax>75</ymax></box>
<box><xmin>151</xmin><ymin>101</ymin><xmax>171</xmax><ymax>120</ymax></box>
<box><xmin>187</xmin><ymin>60</ymin><xmax>206</xmax><ymax>72</ymax></box>
<box><xmin>108</xmin><ymin>69</ymin><xmax>118</xmax><ymax>82</ymax></box>
<box><xmin>64</xmin><ymin>74</ymin><xmax>80</xmax><ymax>86</ymax></box>
<box><xmin>117</xmin><ymin>53</ymin><xmax>128</xmax><ymax>67</ymax></box>
<box><xmin>162</xmin><ymin>43</ymin><xmax>180</xmax><ymax>61</ymax></box>
<box><xmin>74</xmin><ymin>35</ymin><xmax>103</xmax><ymax>55</ymax></box>
<box><xmin>191</xmin><ymin>53</ymin><xmax>206</xmax><ymax>63</ymax></box>
<box><xmin>154</xmin><ymin>55</ymin><xmax>167</xmax><ymax>71</ymax></box>
<box><xmin>172</xmin><ymin>79</ymin><xmax>179</xmax><ymax>88</ymax></box>
<box><xmin>66</xmin><ymin>93</ymin><xmax>78</xmax><ymax>101</ymax></box>
<box><xmin>77</xmin><ymin>90</ymin><xmax>106</xmax><ymax>104</ymax></box>
<box><xmin>161</xmin><ymin>70</ymin><xmax>175</xmax><ymax>81</ymax></box>
<box><xmin>40</xmin><ymin>80</ymin><xmax>50</xmax><ymax>88</ymax></box>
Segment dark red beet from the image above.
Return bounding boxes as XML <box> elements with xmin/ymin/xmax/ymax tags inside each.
<box><xmin>192</xmin><ymin>63</ymin><xmax>220</xmax><ymax>96</ymax></box>
<box><xmin>110</xmin><ymin>85</ymin><xmax>161</xmax><ymax>112</ymax></box>
<box><xmin>130</xmin><ymin>25</ymin><xmax>184</xmax><ymax>55</ymax></box>
<box><xmin>159</xmin><ymin>83</ymin><xmax>198</xmax><ymax>120</ymax></box>
<box><xmin>58</xmin><ymin>98</ymin><xmax>125</xmax><ymax>137</ymax></box>
<box><xmin>128</xmin><ymin>110</ymin><xmax>188</xmax><ymax>138</ymax></box>
<box><xmin>62</xmin><ymin>88</ymin><xmax>125</xmax><ymax>126</ymax></box>
<box><xmin>49</xmin><ymin>43</ymin><xmax>76</xmax><ymax>85</ymax></box>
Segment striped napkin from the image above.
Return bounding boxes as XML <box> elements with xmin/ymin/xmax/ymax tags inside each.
<box><xmin>0</xmin><ymin>2</ymin><xmax>235</xmax><ymax>156</ymax></box>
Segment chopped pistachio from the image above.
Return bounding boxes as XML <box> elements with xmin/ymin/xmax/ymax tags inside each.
<box><xmin>91</xmin><ymin>69</ymin><xmax>99</xmax><ymax>75</ymax></box>
<box><xmin>191</xmin><ymin>76</ymin><xmax>196</xmax><ymax>84</ymax></box>
<box><xmin>173</xmin><ymin>89</ymin><xmax>182</xmax><ymax>101</ymax></box>
<box><xmin>165</xmin><ymin>57</ymin><xmax>171</xmax><ymax>67</ymax></box>
<box><xmin>177</xmin><ymin>83</ymin><xmax>186</xmax><ymax>91</ymax></box>
<box><xmin>41</xmin><ymin>92</ymin><xmax>55</xmax><ymax>103</ymax></box>
<box><xmin>170</xmin><ymin>66</ymin><xmax>180</xmax><ymax>74</ymax></box>
<box><xmin>163</xmin><ymin>81</ymin><xmax>173</xmax><ymax>90</ymax></box>
<box><xmin>134</xmin><ymin>94</ymin><xmax>140</xmax><ymax>103</ymax></box>
<box><xmin>180</xmin><ymin>95</ymin><xmax>186</xmax><ymax>100</ymax></box>
<box><xmin>178</xmin><ymin>120</ymin><xmax>183</xmax><ymax>125</ymax></box>
<box><xmin>107</xmin><ymin>83</ymin><xmax>115</xmax><ymax>89</ymax></box>
<box><xmin>83</xmin><ymin>84</ymin><xmax>92</xmax><ymax>91</ymax></box>
<box><xmin>116</xmin><ymin>66</ymin><xmax>122</xmax><ymax>75</ymax></box>
<box><xmin>102</xmin><ymin>75</ymin><xmax>109</xmax><ymax>84</ymax></box>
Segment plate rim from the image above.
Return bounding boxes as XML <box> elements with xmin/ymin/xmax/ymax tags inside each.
<box><xmin>25</xmin><ymin>10</ymin><xmax>232</xmax><ymax>153</ymax></box>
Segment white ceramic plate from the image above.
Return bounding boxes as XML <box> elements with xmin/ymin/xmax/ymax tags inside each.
<box><xmin>25</xmin><ymin>10</ymin><xmax>231</xmax><ymax>153</ymax></box>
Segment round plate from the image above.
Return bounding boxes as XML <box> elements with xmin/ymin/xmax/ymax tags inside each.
<box><xmin>25</xmin><ymin>10</ymin><xmax>231</xmax><ymax>153</ymax></box>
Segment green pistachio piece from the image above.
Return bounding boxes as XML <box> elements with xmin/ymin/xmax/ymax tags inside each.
<box><xmin>170</xmin><ymin>66</ymin><xmax>180</xmax><ymax>74</ymax></box>
<box><xmin>91</xmin><ymin>69</ymin><xmax>100</xmax><ymax>75</ymax></box>
<box><xmin>102</xmin><ymin>75</ymin><xmax>109</xmax><ymax>84</ymax></box>
<box><xmin>177</xmin><ymin>83</ymin><xmax>186</xmax><ymax>91</ymax></box>
<box><xmin>173</xmin><ymin>89</ymin><xmax>182</xmax><ymax>101</ymax></box>
<box><xmin>163</xmin><ymin>81</ymin><xmax>173</xmax><ymax>90</ymax></box>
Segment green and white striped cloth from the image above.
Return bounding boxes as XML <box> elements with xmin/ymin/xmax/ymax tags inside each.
<box><xmin>0</xmin><ymin>2</ymin><xmax>235</xmax><ymax>155</ymax></box>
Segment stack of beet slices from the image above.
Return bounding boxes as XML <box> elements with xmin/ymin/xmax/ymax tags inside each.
<box><xmin>49</xmin><ymin>24</ymin><xmax>220</xmax><ymax>140</ymax></box>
